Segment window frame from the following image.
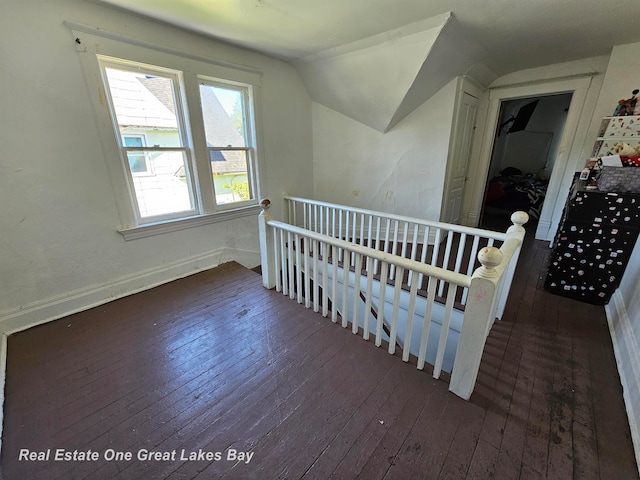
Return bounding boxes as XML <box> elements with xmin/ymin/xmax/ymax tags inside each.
<box><xmin>198</xmin><ymin>77</ymin><xmax>258</xmax><ymax>209</ymax></box>
<box><xmin>71</xmin><ymin>26</ymin><xmax>264</xmax><ymax>239</ymax></box>
<box><xmin>99</xmin><ymin>57</ymin><xmax>200</xmax><ymax>223</ymax></box>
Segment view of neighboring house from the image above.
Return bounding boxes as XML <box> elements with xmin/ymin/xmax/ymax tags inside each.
<box><xmin>105</xmin><ymin>66</ymin><xmax>251</xmax><ymax>217</ymax></box>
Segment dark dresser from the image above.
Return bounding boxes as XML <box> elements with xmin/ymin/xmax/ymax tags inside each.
<box><xmin>544</xmin><ymin>177</ymin><xmax>640</xmax><ymax>304</ymax></box>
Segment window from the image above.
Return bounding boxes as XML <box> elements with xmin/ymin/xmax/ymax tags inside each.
<box><xmin>122</xmin><ymin>135</ymin><xmax>151</xmax><ymax>175</ymax></box>
<box><xmin>95</xmin><ymin>52</ymin><xmax>261</xmax><ymax>232</ymax></box>
<box><xmin>199</xmin><ymin>81</ymin><xmax>255</xmax><ymax>206</ymax></box>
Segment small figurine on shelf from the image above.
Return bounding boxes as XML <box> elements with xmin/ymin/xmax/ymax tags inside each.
<box><xmin>613</xmin><ymin>89</ymin><xmax>639</xmax><ymax>116</ymax></box>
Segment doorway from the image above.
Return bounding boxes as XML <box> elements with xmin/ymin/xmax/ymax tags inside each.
<box><xmin>463</xmin><ymin>76</ymin><xmax>594</xmax><ymax>241</ymax></box>
<box><xmin>480</xmin><ymin>93</ymin><xmax>573</xmax><ymax>231</ymax></box>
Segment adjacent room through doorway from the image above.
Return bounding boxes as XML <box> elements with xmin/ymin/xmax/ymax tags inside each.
<box><xmin>480</xmin><ymin>93</ymin><xmax>573</xmax><ymax>231</ymax></box>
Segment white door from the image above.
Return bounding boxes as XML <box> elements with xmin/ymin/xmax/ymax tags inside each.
<box><xmin>441</xmin><ymin>92</ymin><xmax>478</xmax><ymax>225</ymax></box>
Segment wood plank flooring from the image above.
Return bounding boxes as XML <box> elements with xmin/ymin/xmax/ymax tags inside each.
<box><xmin>1</xmin><ymin>234</ymin><xmax>638</xmax><ymax>479</ymax></box>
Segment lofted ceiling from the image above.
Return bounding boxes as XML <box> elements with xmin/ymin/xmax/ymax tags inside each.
<box><xmin>95</xmin><ymin>0</ymin><xmax>640</xmax><ymax>131</ymax></box>
<box><xmin>96</xmin><ymin>0</ymin><xmax>640</xmax><ymax>76</ymax></box>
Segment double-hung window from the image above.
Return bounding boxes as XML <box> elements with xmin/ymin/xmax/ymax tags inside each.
<box><xmin>74</xmin><ymin>29</ymin><xmax>263</xmax><ymax>237</ymax></box>
<box><xmin>198</xmin><ymin>80</ymin><xmax>256</xmax><ymax>206</ymax></box>
<box><xmin>101</xmin><ymin>60</ymin><xmax>198</xmax><ymax>221</ymax></box>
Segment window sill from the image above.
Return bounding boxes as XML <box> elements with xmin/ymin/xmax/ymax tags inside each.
<box><xmin>118</xmin><ymin>205</ymin><xmax>261</xmax><ymax>240</ymax></box>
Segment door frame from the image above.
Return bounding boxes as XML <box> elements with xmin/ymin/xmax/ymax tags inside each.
<box><xmin>462</xmin><ymin>76</ymin><xmax>595</xmax><ymax>241</ymax></box>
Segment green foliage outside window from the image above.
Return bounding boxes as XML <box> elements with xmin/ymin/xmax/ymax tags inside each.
<box><xmin>222</xmin><ymin>179</ymin><xmax>250</xmax><ymax>201</ymax></box>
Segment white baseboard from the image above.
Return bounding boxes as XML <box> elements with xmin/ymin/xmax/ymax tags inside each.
<box><xmin>0</xmin><ymin>246</ymin><xmax>260</xmax><ymax>452</ymax></box>
<box><xmin>605</xmin><ymin>289</ymin><xmax>640</xmax><ymax>477</ymax></box>
<box><xmin>1</xmin><ymin>247</ymin><xmax>223</xmax><ymax>336</ymax></box>
<box><xmin>535</xmin><ymin>218</ymin><xmax>553</xmax><ymax>241</ymax></box>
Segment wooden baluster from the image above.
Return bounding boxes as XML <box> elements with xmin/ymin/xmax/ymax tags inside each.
<box><xmin>388</xmin><ymin>266</ymin><xmax>404</xmax><ymax>355</ymax></box>
<box><xmin>454</xmin><ymin>233</ymin><xmax>467</xmax><ymax>275</ymax></box>
<box><xmin>322</xmin><ymin>240</ymin><xmax>329</xmax><ymax>317</ymax></box>
<box><xmin>341</xmin><ymin>248</ymin><xmax>350</xmax><ymax>328</ymax></box>
<box><xmin>400</xmin><ymin>221</ymin><xmax>409</xmax><ymax>260</ymax></box>
<box><xmin>433</xmin><ymin>283</ymin><xmax>457</xmax><ymax>379</ymax></box>
<box><xmin>331</xmin><ymin>207</ymin><xmax>336</xmax><ymax>239</ymax></box>
<box><xmin>417</xmin><ymin>276</ymin><xmax>437</xmax><ymax>370</ymax></box>
<box><xmin>273</xmin><ymin>228</ymin><xmax>281</xmax><ymax>292</ymax></box>
<box><xmin>403</xmin><ymin>272</ymin><xmax>419</xmax><ymax>362</ymax></box>
<box><xmin>295</xmin><ymin>233</ymin><xmax>302</xmax><ymax>304</ymax></box>
<box><xmin>363</xmin><ymin>261</ymin><xmax>374</xmax><ymax>340</ymax></box>
<box><xmin>351</xmin><ymin>211</ymin><xmax>357</xmax><ymax>266</ymax></box>
<box><xmin>383</xmin><ymin>218</ymin><xmax>391</xmax><ymax>259</ymax></box>
<box><xmin>331</xmin><ymin>244</ymin><xmax>338</xmax><ymax>323</ymax></box>
<box><xmin>375</xmin><ymin>262</ymin><xmax>389</xmax><ymax>347</ymax></box>
<box><xmin>417</xmin><ymin>225</ymin><xmax>430</xmax><ymax>289</ymax></box>
<box><xmin>374</xmin><ymin>217</ymin><xmax>382</xmax><ymax>273</ymax></box>
<box><xmin>287</xmin><ymin>231</ymin><xmax>295</xmax><ymax>299</ymax></box>
<box><xmin>390</xmin><ymin>220</ymin><xmax>400</xmax><ymax>280</ymax></box>
<box><xmin>461</xmin><ymin>235</ymin><xmax>481</xmax><ymax>304</ymax></box>
<box><xmin>312</xmin><ymin>238</ymin><xmax>320</xmax><ymax>312</ymax></box>
<box><xmin>303</xmin><ymin>236</ymin><xmax>311</xmax><ymax>308</ymax></box>
<box><xmin>367</xmin><ymin>214</ymin><xmax>374</xmax><ymax>248</ymax></box>
<box><xmin>302</xmin><ymin>202</ymin><xmax>307</xmax><ymax>229</ymax></box>
<box><xmin>280</xmin><ymin>229</ymin><xmax>287</xmax><ymax>295</ymax></box>
<box><xmin>345</xmin><ymin>208</ymin><xmax>350</xmax><ymax>241</ymax></box>
<box><xmin>339</xmin><ymin>209</ymin><xmax>346</xmax><ymax>260</ymax></box>
<box><xmin>353</xmin><ymin>253</ymin><xmax>363</xmax><ymax>334</ymax></box>
<box><xmin>430</xmin><ymin>228</ymin><xmax>442</xmax><ymax>267</ymax></box>
<box><xmin>408</xmin><ymin>224</ymin><xmax>419</xmax><ymax>286</ymax></box>
<box><xmin>438</xmin><ymin>231</ymin><xmax>455</xmax><ymax>297</ymax></box>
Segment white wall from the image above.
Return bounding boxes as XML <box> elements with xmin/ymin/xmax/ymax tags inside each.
<box><xmin>0</xmin><ymin>0</ymin><xmax>313</xmax><ymax>333</ymax></box>
<box><xmin>591</xmin><ymin>42</ymin><xmax>640</xmax><ymax>472</ymax></box>
<box><xmin>312</xmin><ymin>78</ymin><xmax>458</xmax><ymax>220</ymax></box>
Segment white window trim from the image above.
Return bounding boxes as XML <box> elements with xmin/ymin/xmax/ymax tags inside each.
<box><xmin>118</xmin><ymin>205</ymin><xmax>262</xmax><ymax>240</ymax></box>
<box><xmin>69</xmin><ymin>23</ymin><xmax>265</xmax><ymax>240</ymax></box>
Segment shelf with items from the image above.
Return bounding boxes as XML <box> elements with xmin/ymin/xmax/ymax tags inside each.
<box><xmin>592</xmin><ymin>115</ymin><xmax>640</xmax><ymax>157</ymax></box>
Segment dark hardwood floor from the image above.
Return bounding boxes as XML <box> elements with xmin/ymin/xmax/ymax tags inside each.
<box><xmin>1</xmin><ymin>232</ymin><xmax>638</xmax><ymax>479</ymax></box>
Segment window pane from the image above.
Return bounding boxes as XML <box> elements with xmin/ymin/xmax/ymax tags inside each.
<box><xmin>131</xmin><ymin>151</ymin><xmax>194</xmax><ymax>218</ymax></box>
<box><xmin>123</xmin><ymin>135</ymin><xmax>149</xmax><ymax>174</ymax></box>
<box><xmin>103</xmin><ymin>63</ymin><xmax>197</xmax><ymax>219</ymax></box>
<box><xmin>199</xmin><ymin>84</ymin><xmax>246</xmax><ymax>147</ymax></box>
<box><xmin>128</xmin><ymin>152</ymin><xmax>149</xmax><ymax>174</ymax></box>
<box><xmin>104</xmin><ymin>67</ymin><xmax>184</xmax><ymax>148</ymax></box>
<box><xmin>211</xmin><ymin>150</ymin><xmax>252</xmax><ymax>204</ymax></box>
<box><xmin>123</xmin><ymin>136</ymin><xmax>143</xmax><ymax>147</ymax></box>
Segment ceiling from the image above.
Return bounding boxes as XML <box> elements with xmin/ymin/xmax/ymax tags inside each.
<box><xmin>98</xmin><ymin>0</ymin><xmax>640</xmax><ymax>78</ymax></box>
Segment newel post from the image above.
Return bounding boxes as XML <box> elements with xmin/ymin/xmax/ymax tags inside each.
<box><xmin>449</xmin><ymin>246</ymin><xmax>504</xmax><ymax>400</ymax></box>
<box><xmin>507</xmin><ymin>210</ymin><xmax>529</xmax><ymax>236</ymax></box>
<box><xmin>494</xmin><ymin>210</ymin><xmax>529</xmax><ymax>320</ymax></box>
<box><xmin>258</xmin><ymin>198</ymin><xmax>276</xmax><ymax>289</ymax></box>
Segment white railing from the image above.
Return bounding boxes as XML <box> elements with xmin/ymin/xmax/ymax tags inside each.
<box><xmin>284</xmin><ymin>195</ymin><xmax>516</xmax><ymax>311</ymax></box>
<box><xmin>258</xmin><ymin>197</ymin><xmax>528</xmax><ymax>400</ymax></box>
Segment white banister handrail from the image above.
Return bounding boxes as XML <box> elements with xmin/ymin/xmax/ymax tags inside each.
<box><xmin>493</xmin><ymin>236</ymin><xmax>523</xmax><ymax>277</ymax></box>
<box><xmin>284</xmin><ymin>194</ymin><xmax>507</xmax><ymax>241</ymax></box>
<box><xmin>267</xmin><ymin>219</ymin><xmax>471</xmax><ymax>288</ymax></box>
<box><xmin>259</xmin><ymin>197</ymin><xmax>528</xmax><ymax>401</ymax></box>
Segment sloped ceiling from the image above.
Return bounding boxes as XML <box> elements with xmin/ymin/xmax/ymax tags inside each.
<box><xmin>96</xmin><ymin>0</ymin><xmax>640</xmax><ymax>131</ymax></box>
<box><xmin>294</xmin><ymin>14</ymin><xmax>471</xmax><ymax>132</ymax></box>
